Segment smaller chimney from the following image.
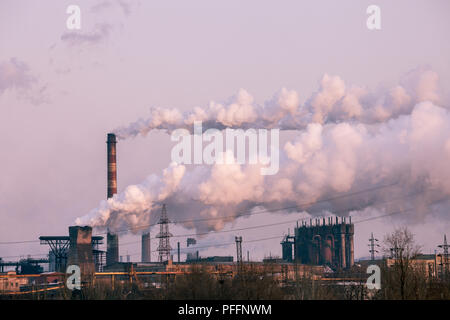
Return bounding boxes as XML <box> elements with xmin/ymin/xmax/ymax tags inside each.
<box><xmin>67</xmin><ymin>226</ymin><xmax>95</xmax><ymax>275</ymax></box>
<box><xmin>141</xmin><ymin>232</ymin><xmax>151</xmax><ymax>263</ymax></box>
<box><xmin>106</xmin><ymin>231</ymin><xmax>119</xmax><ymax>265</ymax></box>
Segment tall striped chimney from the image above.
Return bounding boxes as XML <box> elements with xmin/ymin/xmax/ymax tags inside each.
<box><xmin>107</xmin><ymin>133</ymin><xmax>117</xmax><ymax>198</ymax></box>
<box><xmin>106</xmin><ymin>133</ymin><xmax>119</xmax><ymax>265</ymax></box>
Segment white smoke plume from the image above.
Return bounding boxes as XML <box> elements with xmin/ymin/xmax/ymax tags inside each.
<box><xmin>77</xmin><ymin>68</ymin><xmax>450</xmax><ymax>236</ymax></box>
<box><xmin>113</xmin><ymin>67</ymin><xmax>441</xmax><ymax>139</ymax></box>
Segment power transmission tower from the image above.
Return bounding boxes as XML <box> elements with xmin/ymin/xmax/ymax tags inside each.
<box><xmin>368</xmin><ymin>232</ymin><xmax>380</xmax><ymax>261</ymax></box>
<box><xmin>438</xmin><ymin>234</ymin><xmax>449</xmax><ymax>280</ymax></box>
<box><xmin>156</xmin><ymin>204</ymin><xmax>172</xmax><ymax>262</ymax></box>
<box><xmin>235</xmin><ymin>236</ymin><xmax>243</xmax><ymax>269</ymax></box>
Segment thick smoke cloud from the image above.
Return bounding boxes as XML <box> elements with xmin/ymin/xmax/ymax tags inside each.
<box><xmin>76</xmin><ymin>69</ymin><xmax>450</xmax><ymax>237</ymax></box>
<box><xmin>113</xmin><ymin>68</ymin><xmax>441</xmax><ymax>139</ymax></box>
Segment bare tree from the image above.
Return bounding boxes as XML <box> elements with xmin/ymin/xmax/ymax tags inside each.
<box><xmin>383</xmin><ymin>227</ymin><xmax>421</xmax><ymax>299</ymax></box>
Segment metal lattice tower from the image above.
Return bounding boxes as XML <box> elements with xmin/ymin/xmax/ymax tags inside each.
<box><xmin>438</xmin><ymin>234</ymin><xmax>449</xmax><ymax>279</ymax></box>
<box><xmin>156</xmin><ymin>204</ymin><xmax>172</xmax><ymax>262</ymax></box>
<box><xmin>235</xmin><ymin>236</ymin><xmax>243</xmax><ymax>267</ymax></box>
<box><xmin>368</xmin><ymin>233</ymin><xmax>380</xmax><ymax>261</ymax></box>
<box><xmin>39</xmin><ymin>237</ymin><xmax>70</xmax><ymax>272</ymax></box>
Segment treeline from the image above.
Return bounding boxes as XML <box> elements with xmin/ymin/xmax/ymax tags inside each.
<box><xmin>6</xmin><ymin>263</ymin><xmax>448</xmax><ymax>300</ymax></box>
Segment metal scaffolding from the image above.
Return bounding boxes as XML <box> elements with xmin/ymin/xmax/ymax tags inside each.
<box><xmin>39</xmin><ymin>236</ymin><xmax>104</xmax><ymax>272</ymax></box>
<box><xmin>438</xmin><ymin>234</ymin><xmax>449</xmax><ymax>280</ymax></box>
<box><xmin>39</xmin><ymin>237</ymin><xmax>70</xmax><ymax>272</ymax></box>
<box><xmin>235</xmin><ymin>236</ymin><xmax>243</xmax><ymax>268</ymax></box>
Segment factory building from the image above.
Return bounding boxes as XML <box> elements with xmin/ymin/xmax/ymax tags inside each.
<box><xmin>282</xmin><ymin>217</ymin><xmax>354</xmax><ymax>269</ymax></box>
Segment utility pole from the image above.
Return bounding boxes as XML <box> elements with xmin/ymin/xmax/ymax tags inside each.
<box><xmin>368</xmin><ymin>233</ymin><xmax>380</xmax><ymax>261</ymax></box>
<box><xmin>156</xmin><ymin>204</ymin><xmax>172</xmax><ymax>262</ymax></box>
<box><xmin>438</xmin><ymin>234</ymin><xmax>449</xmax><ymax>280</ymax></box>
<box><xmin>235</xmin><ymin>236</ymin><xmax>243</xmax><ymax>270</ymax></box>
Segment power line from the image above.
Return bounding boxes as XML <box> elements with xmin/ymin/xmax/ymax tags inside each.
<box><xmin>126</xmin><ymin>234</ymin><xmax>285</xmax><ymax>257</ymax></box>
<box><xmin>124</xmin><ymin>198</ymin><xmax>448</xmax><ymax>258</ymax></box>
<box><xmin>0</xmin><ymin>240</ymin><xmax>41</xmax><ymax>245</ymax></box>
<box><xmin>114</xmin><ymin>189</ymin><xmax>427</xmax><ymax>247</ymax></box>
<box><xmin>0</xmin><ymin>185</ymin><xmax>429</xmax><ymax>248</ymax></box>
<box><xmin>0</xmin><ymin>253</ymin><xmax>48</xmax><ymax>260</ymax></box>
<box><xmin>3</xmin><ymin>181</ymin><xmax>398</xmax><ymax>245</ymax></box>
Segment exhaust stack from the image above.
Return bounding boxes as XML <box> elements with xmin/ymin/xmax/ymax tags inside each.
<box><xmin>141</xmin><ymin>232</ymin><xmax>151</xmax><ymax>262</ymax></box>
<box><xmin>68</xmin><ymin>226</ymin><xmax>95</xmax><ymax>275</ymax></box>
<box><xmin>106</xmin><ymin>133</ymin><xmax>119</xmax><ymax>265</ymax></box>
<box><xmin>107</xmin><ymin>133</ymin><xmax>117</xmax><ymax>198</ymax></box>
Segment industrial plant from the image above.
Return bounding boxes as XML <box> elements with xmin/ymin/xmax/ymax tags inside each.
<box><xmin>0</xmin><ymin>133</ymin><xmax>448</xmax><ymax>299</ymax></box>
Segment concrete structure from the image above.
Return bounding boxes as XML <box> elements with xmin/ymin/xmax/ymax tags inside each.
<box><xmin>106</xmin><ymin>133</ymin><xmax>119</xmax><ymax>266</ymax></box>
<box><xmin>141</xmin><ymin>232</ymin><xmax>151</xmax><ymax>263</ymax></box>
<box><xmin>67</xmin><ymin>226</ymin><xmax>95</xmax><ymax>275</ymax></box>
<box><xmin>106</xmin><ymin>231</ymin><xmax>119</xmax><ymax>266</ymax></box>
<box><xmin>186</xmin><ymin>238</ymin><xmax>198</xmax><ymax>261</ymax></box>
<box><xmin>294</xmin><ymin>217</ymin><xmax>354</xmax><ymax>269</ymax></box>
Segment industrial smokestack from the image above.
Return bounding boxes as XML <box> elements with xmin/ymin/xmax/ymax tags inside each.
<box><xmin>106</xmin><ymin>133</ymin><xmax>119</xmax><ymax>265</ymax></box>
<box><xmin>106</xmin><ymin>232</ymin><xmax>119</xmax><ymax>265</ymax></box>
<box><xmin>141</xmin><ymin>232</ymin><xmax>151</xmax><ymax>262</ymax></box>
<box><xmin>67</xmin><ymin>226</ymin><xmax>95</xmax><ymax>275</ymax></box>
<box><xmin>107</xmin><ymin>133</ymin><xmax>117</xmax><ymax>198</ymax></box>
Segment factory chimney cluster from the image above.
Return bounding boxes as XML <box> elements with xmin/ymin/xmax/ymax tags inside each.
<box><xmin>106</xmin><ymin>133</ymin><xmax>119</xmax><ymax>266</ymax></box>
<box><xmin>281</xmin><ymin>217</ymin><xmax>354</xmax><ymax>269</ymax></box>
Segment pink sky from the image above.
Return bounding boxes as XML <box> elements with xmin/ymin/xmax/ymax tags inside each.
<box><xmin>1</xmin><ymin>0</ymin><xmax>450</xmax><ymax>262</ymax></box>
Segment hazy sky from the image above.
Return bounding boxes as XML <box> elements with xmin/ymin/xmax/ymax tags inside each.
<box><xmin>1</xmin><ymin>0</ymin><xmax>450</xmax><ymax>263</ymax></box>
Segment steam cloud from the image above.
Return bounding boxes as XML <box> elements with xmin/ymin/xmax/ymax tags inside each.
<box><xmin>113</xmin><ymin>67</ymin><xmax>440</xmax><ymax>139</ymax></box>
<box><xmin>76</xmin><ymin>68</ymin><xmax>450</xmax><ymax>236</ymax></box>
